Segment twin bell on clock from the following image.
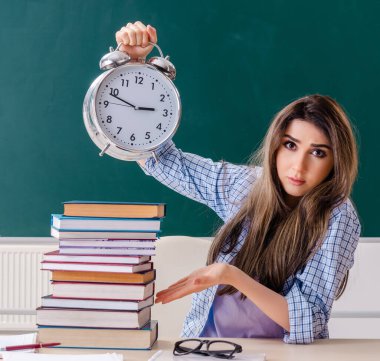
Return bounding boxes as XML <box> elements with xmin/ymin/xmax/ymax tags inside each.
<box><xmin>83</xmin><ymin>42</ymin><xmax>181</xmax><ymax>161</ymax></box>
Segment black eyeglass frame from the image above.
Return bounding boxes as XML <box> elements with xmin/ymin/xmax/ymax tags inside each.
<box><xmin>173</xmin><ymin>338</ymin><xmax>243</xmax><ymax>359</ymax></box>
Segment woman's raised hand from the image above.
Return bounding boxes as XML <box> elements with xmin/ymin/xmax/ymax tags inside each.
<box><xmin>115</xmin><ymin>21</ymin><xmax>157</xmax><ymax>60</ymax></box>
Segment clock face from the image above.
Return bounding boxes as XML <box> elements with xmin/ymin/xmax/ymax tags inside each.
<box><xmin>94</xmin><ymin>64</ymin><xmax>180</xmax><ymax>152</ymax></box>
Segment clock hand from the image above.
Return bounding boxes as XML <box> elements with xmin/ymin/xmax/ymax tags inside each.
<box><xmin>135</xmin><ymin>106</ymin><xmax>156</xmax><ymax>111</ymax></box>
<box><xmin>109</xmin><ymin>101</ymin><xmax>133</xmax><ymax>107</ymax></box>
<box><xmin>110</xmin><ymin>94</ymin><xmax>137</xmax><ymax>109</ymax></box>
<box><xmin>109</xmin><ymin>94</ymin><xmax>154</xmax><ymax>111</ymax></box>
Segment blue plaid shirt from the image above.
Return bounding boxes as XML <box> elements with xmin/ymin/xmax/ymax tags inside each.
<box><xmin>141</xmin><ymin>141</ymin><xmax>361</xmax><ymax>344</ymax></box>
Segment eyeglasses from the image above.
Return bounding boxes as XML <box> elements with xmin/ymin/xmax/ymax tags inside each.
<box><xmin>173</xmin><ymin>339</ymin><xmax>243</xmax><ymax>359</ymax></box>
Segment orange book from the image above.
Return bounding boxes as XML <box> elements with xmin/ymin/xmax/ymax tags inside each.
<box><xmin>51</xmin><ymin>269</ymin><xmax>155</xmax><ymax>284</ymax></box>
<box><xmin>63</xmin><ymin>201</ymin><xmax>166</xmax><ymax>219</ymax></box>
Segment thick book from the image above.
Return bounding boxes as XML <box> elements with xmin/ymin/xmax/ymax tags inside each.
<box><xmin>59</xmin><ymin>239</ymin><xmax>157</xmax><ymax>248</ymax></box>
<box><xmin>58</xmin><ymin>247</ymin><xmax>155</xmax><ymax>256</ymax></box>
<box><xmin>36</xmin><ymin>306</ymin><xmax>151</xmax><ymax>328</ymax></box>
<box><xmin>51</xmin><ymin>214</ymin><xmax>161</xmax><ymax>232</ymax></box>
<box><xmin>64</xmin><ymin>201</ymin><xmax>166</xmax><ymax>219</ymax></box>
<box><xmin>51</xmin><ymin>269</ymin><xmax>156</xmax><ymax>284</ymax></box>
<box><xmin>51</xmin><ymin>227</ymin><xmax>158</xmax><ymax>240</ymax></box>
<box><xmin>41</xmin><ymin>294</ymin><xmax>154</xmax><ymax>311</ymax></box>
<box><xmin>41</xmin><ymin>260</ymin><xmax>153</xmax><ymax>273</ymax></box>
<box><xmin>38</xmin><ymin>320</ymin><xmax>158</xmax><ymax>350</ymax></box>
<box><xmin>44</xmin><ymin>250</ymin><xmax>151</xmax><ymax>264</ymax></box>
<box><xmin>52</xmin><ymin>281</ymin><xmax>155</xmax><ymax>301</ymax></box>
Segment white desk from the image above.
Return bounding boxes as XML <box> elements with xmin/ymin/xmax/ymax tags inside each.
<box><xmin>39</xmin><ymin>338</ymin><xmax>380</xmax><ymax>361</ymax></box>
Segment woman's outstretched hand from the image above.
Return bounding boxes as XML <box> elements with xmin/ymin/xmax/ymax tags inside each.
<box><xmin>115</xmin><ymin>21</ymin><xmax>157</xmax><ymax>60</ymax></box>
<box><xmin>155</xmin><ymin>263</ymin><xmax>233</xmax><ymax>304</ymax></box>
<box><xmin>156</xmin><ymin>262</ymin><xmax>291</xmax><ymax>331</ymax></box>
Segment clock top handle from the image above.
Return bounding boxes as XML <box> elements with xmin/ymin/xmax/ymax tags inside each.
<box><xmin>115</xmin><ymin>41</ymin><xmax>165</xmax><ymax>58</ymax></box>
<box><xmin>100</xmin><ymin>41</ymin><xmax>175</xmax><ymax>79</ymax></box>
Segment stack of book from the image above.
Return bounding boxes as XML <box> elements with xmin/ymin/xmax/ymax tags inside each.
<box><xmin>37</xmin><ymin>201</ymin><xmax>165</xmax><ymax>351</ymax></box>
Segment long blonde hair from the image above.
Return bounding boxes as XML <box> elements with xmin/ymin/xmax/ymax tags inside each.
<box><xmin>208</xmin><ymin>95</ymin><xmax>358</xmax><ymax>298</ymax></box>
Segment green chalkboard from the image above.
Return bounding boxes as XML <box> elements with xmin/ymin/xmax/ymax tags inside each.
<box><xmin>0</xmin><ymin>0</ymin><xmax>378</xmax><ymax>236</ymax></box>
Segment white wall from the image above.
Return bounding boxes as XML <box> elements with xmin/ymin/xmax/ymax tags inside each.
<box><xmin>0</xmin><ymin>237</ymin><xmax>379</xmax><ymax>339</ymax></box>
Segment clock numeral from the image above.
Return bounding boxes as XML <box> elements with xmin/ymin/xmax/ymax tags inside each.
<box><xmin>145</xmin><ymin>132</ymin><xmax>151</xmax><ymax>140</ymax></box>
<box><xmin>130</xmin><ymin>133</ymin><xmax>136</xmax><ymax>141</ymax></box>
<box><xmin>151</xmin><ymin>82</ymin><xmax>155</xmax><ymax>90</ymax></box>
<box><xmin>110</xmin><ymin>88</ymin><xmax>119</xmax><ymax>96</ymax></box>
<box><xmin>117</xmin><ymin>127</ymin><xmax>122</xmax><ymax>134</ymax></box>
<box><xmin>160</xmin><ymin>94</ymin><xmax>165</xmax><ymax>102</ymax></box>
<box><xmin>162</xmin><ymin>109</ymin><xmax>168</xmax><ymax>117</ymax></box>
<box><xmin>121</xmin><ymin>79</ymin><xmax>129</xmax><ymax>87</ymax></box>
<box><xmin>135</xmin><ymin>76</ymin><xmax>143</xmax><ymax>85</ymax></box>
<box><xmin>156</xmin><ymin>123</ymin><xmax>162</xmax><ymax>130</ymax></box>
<box><xmin>106</xmin><ymin>115</ymin><xmax>112</xmax><ymax>123</ymax></box>
<box><xmin>104</xmin><ymin>100</ymin><xmax>109</xmax><ymax>108</ymax></box>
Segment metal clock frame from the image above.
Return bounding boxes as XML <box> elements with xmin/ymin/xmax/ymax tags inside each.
<box><xmin>83</xmin><ymin>48</ymin><xmax>181</xmax><ymax>161</ymax></box>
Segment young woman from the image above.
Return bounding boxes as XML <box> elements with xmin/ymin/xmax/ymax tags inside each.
<box><xmin>116</xmin><ymin>22</ymin><xmax>361</xmax><ymax>344</ymax></box>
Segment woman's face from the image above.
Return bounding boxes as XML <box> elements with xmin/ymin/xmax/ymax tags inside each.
<box><xmin>276</xmin><ymin>119</ymin><xmax>334</xmax><ymax>207</ymax></box>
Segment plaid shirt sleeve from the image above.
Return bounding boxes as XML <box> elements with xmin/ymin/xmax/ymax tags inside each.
<box><xmin>283</xmin><ymin>200</ymin><xmax>361</xmax><ymax>344</ymax></box>
<box><xmin>140</xmin><ymin>140</ymin><xmax>258</xmax><ymax>221</ymax></box>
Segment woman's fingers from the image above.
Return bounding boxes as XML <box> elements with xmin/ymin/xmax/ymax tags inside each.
<box><xmin>156</xmin><ymin>278</ymin><xmax>191</xmax><ymax>302</ymax></box>
<box><xmin>156</xmin><ymin>285</ymin><xmax>193</xmax><ymax>304</ymax></box>
<box><xmin>155</xmin><ymin>264</ymin><xmax>230</xmax><ymax>305</ymax></box>
<box><xmin>134</xmin><ymin>21</ymin><xmax>149</xmax><ymax>47</ymax></box>
<box><xmin>156</xmin><ymin>281</ymin><xmax>185</xmax><ymax>298</ymax></box>
<box><xmin>147</xmin><ymin>24</ymin><xmax>157</xmax><ymax>43</ymax></box>
<box><xmin>116</xmin><ymin>21</ymin><xmax>154</xmax><ymax>47</ymax></box>
<box><xmin>156</xmin><ymin>277</ymin><xmax>211</xmax><ymax>304</ymax></box>
<box><xmin>115</xmin><ymin>21</ymin><xmax>157</xmax><ymax>58</ymax></box>
<box><xmin>125</xmin><ymin>26</ymin><xmax>137</xmax><ymax>46</ymax></box>
<box><xmin>129</xmin><ymin>23</ymin><xmax>142</xmax><ymax>46</ymax></box>
<box><xmin>116</xmin><ymin>26</ymin><xmax>129</xmax><ymax>46</ymax></box>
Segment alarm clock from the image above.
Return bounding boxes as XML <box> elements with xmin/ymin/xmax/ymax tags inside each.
<box><xmin>83</xmin><ymin>42</ymin><xmax>181</xmax><ymax>161</ymax></box>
